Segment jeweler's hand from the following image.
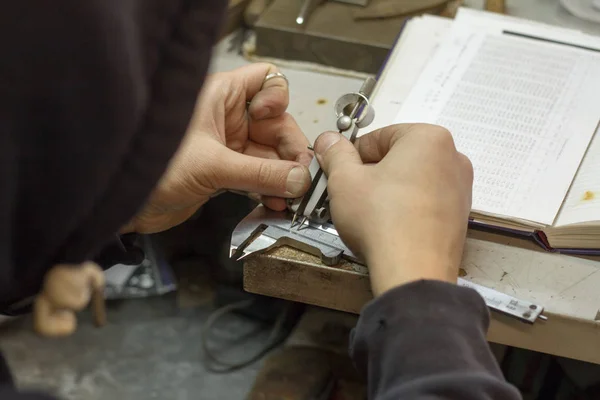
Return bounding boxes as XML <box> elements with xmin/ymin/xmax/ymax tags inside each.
<box><xmin>122</xmin><ymin>64</ymin><xmax>312</xmax><ymax>233</ymax></box>
<box><xmin>314</xmin><ymin>124</ymin><xmax>473</xmax><ymax>296</ymax></box>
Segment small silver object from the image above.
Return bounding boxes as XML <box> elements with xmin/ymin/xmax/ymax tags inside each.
<box><xmin>337</xmin><ymin>115</ymin><xmax>352</xmax><ymax>131</ymax></box>
<box><xmin>296</xmin><ymin>0</ymin><xmax>324</xmax><ymax>25</ymax></box>
<box><xmin>263</xmin><ymin>72</ymin><xmax>288</xmax><ymax>86</ymax></box>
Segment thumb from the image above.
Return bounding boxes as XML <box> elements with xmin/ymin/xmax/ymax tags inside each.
<box><xmin>214</xmin><ymin>148</ymin><xmax>311</xmax><ymax>198</ymax></box>
<box><xmin>314</xmin><ymin>131</ymin><xmax>363</xmax><ymax>175</ymax></box>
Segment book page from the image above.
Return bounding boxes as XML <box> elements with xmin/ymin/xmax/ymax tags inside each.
<box><xmin>455</xmin><ymin>8</ymin><xmax>586</xmax><ymax>38</ymax></box>
<box><xmin>554</xmin><ymin>127</ymin><xmax>600</xmax><ymax>227</ymax></box>
<box><xmin>367</xmin><ymin>15</ymin><xmax>452</xmax><ymax>133</ymax></box>
<box><xmin>367</xmin><ymin>9</ymin><xmax>584</xmax><ymax>132</ymax></box>
<box><xmin>394</xmin><ymin>22</ymin><xmax>600</xmax><ymax>225</ymax></box>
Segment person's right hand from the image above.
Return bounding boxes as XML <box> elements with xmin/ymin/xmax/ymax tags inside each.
<box><xmin>313</xmin><ymin>124</ymin><xmax>473</xmax><ymax>297</ymax></box>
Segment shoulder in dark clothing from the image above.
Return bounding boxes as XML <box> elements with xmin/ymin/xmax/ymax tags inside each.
<box><xmin>0</xmin><ymin>0</ymin><xmax>225</xmax><ymax>397</ymax></box>
<box><xmin>0</xmin><ymin>0</ymin><xmax>224</xmax><ymax>313</ymax></box>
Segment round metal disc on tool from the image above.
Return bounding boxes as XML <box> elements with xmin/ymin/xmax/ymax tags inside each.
<box><xmin>334</xmin><ymin>92</ymin><xmax>369</xmax><ymax>117</ymax></box>
<box><xmin>356</xmin><ymin>105</ymin><xmax>375</xmax><ymax>128</ymax></box>
<box><xmin>334</xmin><ymin>91</ymin><xmax>374</xmax><ymax>129</ymax></box>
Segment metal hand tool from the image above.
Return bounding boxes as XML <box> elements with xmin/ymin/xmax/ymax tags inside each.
<box><xmin>231</xmin><ymin>205</ymin><xmax>361</xmax><ymax>267</ymax></box>
<box><xmin>288</xmin><ymin>77</ymin><xmax>376</xmax><ymax>228</ymax></box>
<box><xmin>231</xmin><ymin>205</ymin><xmax>548</xmax><ymax>324</ymax></box>
<box><xmin>296</xmin><ymin>0</ymin><xmax>325</xmax><ymax>25</ymax></box>
<box><xmin>296</xmin><ymin>0</ymin><xmax>370</xmax><ymax>26</ymax></box>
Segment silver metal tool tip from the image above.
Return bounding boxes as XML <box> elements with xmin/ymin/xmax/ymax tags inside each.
<box><xmin>297</xmin><ymin>216</ymin><xmax>308</xmax><ymax>230</ymax></box>
<box><xmin>290</xmin><ymin>213</ymin><xmax>298</xmax><ymax>230</ymax></box>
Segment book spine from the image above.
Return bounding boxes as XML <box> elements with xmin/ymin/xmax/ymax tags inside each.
<box><xmin>532</xmin><ymin>231</ymin><xmax>553</xmax><ymax>252</ymax></box>
<box><xmin>469</xmin><ymin>222</ymin><xmax>600</xmax><ymax>256</ymax></box>
<box><xmin>468</xmin><ymin>220</ymin><xmax>534</xmax><ymax>237</ymax></box>
<box><xmin>373</xmin><ymin>17</ymin><xmax>411</xmax><ymax>82</ymax></box>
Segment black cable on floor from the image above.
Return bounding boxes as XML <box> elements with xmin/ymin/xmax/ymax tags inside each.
<box><xmin>201</xmin><ymin>298</ymin><xmax>290</xmax><ymax>373</ymax></box>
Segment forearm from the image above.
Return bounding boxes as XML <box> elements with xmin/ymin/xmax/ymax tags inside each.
<box><xmin>349</xmin><ymin>280</ymin><xmax>521</xmax><ymax>400</ymax></box>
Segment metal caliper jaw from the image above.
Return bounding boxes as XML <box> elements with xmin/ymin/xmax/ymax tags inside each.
<box><xmin>230</xmin><ymin>205</ymin><xmax>365</xmax><ymax>271</ymax></box>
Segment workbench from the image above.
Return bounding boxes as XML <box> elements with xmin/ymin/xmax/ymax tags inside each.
<box><xmin>243</xmin><ymin>231</ymin><xmax>600</xmax><ymax>365</ymax></box>
<box><xmin>209</xmin><ymin>0</ymin><xmax>600</xmax><ymax>366</ymax></box>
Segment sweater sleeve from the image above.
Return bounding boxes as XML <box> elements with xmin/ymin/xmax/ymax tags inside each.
<box><xmin>349</xmin><ymin>280</ymin><xmax>522</xmax><ymax>400</ymax></box>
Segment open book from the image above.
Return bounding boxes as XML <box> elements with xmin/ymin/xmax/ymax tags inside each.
<box><xmin>365</xmin><ymin>9</ymin><xmax>600</xmax><ymax>254</ymax></box>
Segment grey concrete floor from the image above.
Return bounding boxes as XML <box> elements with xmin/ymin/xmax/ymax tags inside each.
<box><xmin>0</xmin><ymin>294</ymin><xmax>270</xmax><ymax>399</ymax></box>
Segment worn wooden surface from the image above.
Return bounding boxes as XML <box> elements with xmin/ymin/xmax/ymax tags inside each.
<box><xmin>245</xmin><ymin>246</ymin><xmax>372</xmax><ymax>314</ymax></box>
<box><xmin>244</xmin><ymin>229</ymin><xmax>600</xmax><ymax>365</ymax></box>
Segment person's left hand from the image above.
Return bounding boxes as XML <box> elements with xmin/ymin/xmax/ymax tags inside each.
<box><xmin>122</xmin><ymin>63</ymin><xmax>312</xmax><ymax>233</ymax></box>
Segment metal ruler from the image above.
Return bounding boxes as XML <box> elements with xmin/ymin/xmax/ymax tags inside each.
<box><xmin>231</xmin><ymin>205</ymin><xmax>548</xmax><ymax>324</ymax></box>
<box><xmin>457</xmin><ymin>278</ymin><xmax>546</xmax><ymax>323</ymax></box>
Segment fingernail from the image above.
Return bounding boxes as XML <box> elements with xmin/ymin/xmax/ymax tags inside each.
<box><xmin>250</xmin><ymin>100</ymin><xmax>271</xmax><ymax>120</ymax></box>
<box><xmin>314</xmin><ymin>132</ymin><xmax>341</xmax><ymax>155</ymax></box>
<box><xmin>286</xmin><ymin>166</ymin><xmax>309</xmax><ymax>196</ymax></box>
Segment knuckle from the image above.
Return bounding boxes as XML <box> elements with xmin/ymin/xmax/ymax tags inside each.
<box><xmin>259</xmin><ymin>62</ymin><xmax>278</xmax><ymax>72</ymax></box>
<box><xmin>461</xmin><ymin>153</ymin><xmax>474</xmax><ymax>171</ymax></box>
<box><xmin>377</xmin><ymin>124</ymin><xmax>409</xmax><ymax>150</ymax></box>
<box><xmin>411</xmin><ymin>124</ymin><xmax>456</xmax><ymax>154</ymax></box>
<box><xmin>460</xmin><ymin>154</ymin><xmax>475</xmax><ymax>183</ymax></box>
<box><xmin>196</xmin><ymin>156</ymin><xmax>221</xmax><ymax>190</ymax></box>
<box><xmin>427</xmin><ymin>125</ymin><xmax>454</xmax><ymax>146</ymax></box>
<box><xmin>278</xmin><ymin>113</ymin><xmax>295</xmax><ymax>131</ymax></box>
<box><xmin>256</xmin><ymin>162</ymin><xmax>279</xmax><ymax>189</ymax></box>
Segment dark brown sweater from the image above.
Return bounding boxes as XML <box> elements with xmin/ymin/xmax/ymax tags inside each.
<box><xmin>0</xmin><ymin>0</ymin><xmax>225</xmax><ymax>312</ymax></box>
<box><xmin>0</xmin><ymin>1</ymin><xmax>521</xmax><ymax>399</ymax></box>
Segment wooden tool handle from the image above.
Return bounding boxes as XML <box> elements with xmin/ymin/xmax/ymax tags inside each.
<box><xmin>92</xmin><ymin>286</ymin><xmax>107</xmax><ymax>327</ymax></box>
<box><xmin>486</xmin><ymin>0</ymin><xmax>505</xmax><ymax>13</ymax></box>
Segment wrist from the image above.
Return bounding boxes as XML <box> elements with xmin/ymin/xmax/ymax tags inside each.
<box><xmin>365</xmin><ymin>245</ymin><xmax>459</xmax><ymax>297</ymax></box>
